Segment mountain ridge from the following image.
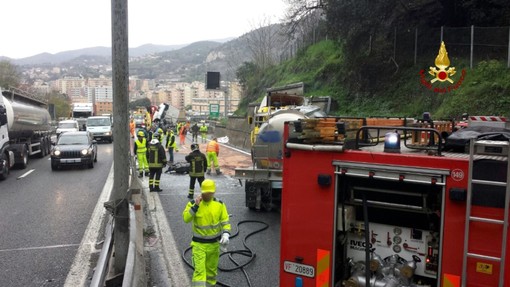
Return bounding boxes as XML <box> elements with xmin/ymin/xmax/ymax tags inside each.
<box><xmin>0</xmin><ymin>37</ymin><xmax>235</xmax><ymax>65</ymax></box>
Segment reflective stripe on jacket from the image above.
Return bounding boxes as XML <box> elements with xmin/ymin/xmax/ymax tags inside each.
<box><xmin>148</xmin><ymin>143</ymin><xmax>167</xmax><ymax>168</ymax></box>
<box><xmin>183</xmin><ymin>198</ymin><xmax>231</xmax><ymax>243</ymax></box>
<box><xmin>134</xmin><ymin>138</ymin><xmax>147</xmax><ymax>153</ymax></box>
<box><xmin>185</xmin><ymin>150</ymin><xmax>207</xmax><ymax>177</ymax></box>
<box><xmin>166</xmin><ymin>131</ymin><xmax>177</xmax><ymax>149</ymax></box>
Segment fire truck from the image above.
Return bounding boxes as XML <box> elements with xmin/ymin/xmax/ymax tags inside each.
<box><xmin>279</xmin><ymin>117</ymin><xmax>509</xmax><ymax>287</ymax></box>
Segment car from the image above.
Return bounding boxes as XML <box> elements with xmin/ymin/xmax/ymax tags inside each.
<box><xmin>56</xmin><ymin>119</ymin><xmax>79</xmax><ymax>137</ymax></box>
<box><xmin>50</xmin><ymin>131</ymin><xmax>98</xmax><ymax>170</ymax></box>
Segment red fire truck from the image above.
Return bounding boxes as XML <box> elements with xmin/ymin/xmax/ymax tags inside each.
<box><xmin>279</xmin><ymin>117</ymin><xmax>509</xmax><ymax>287</ymax></box>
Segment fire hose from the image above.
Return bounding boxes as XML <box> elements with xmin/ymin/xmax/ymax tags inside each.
<box><xmin>182</xmin><ymin>219</ymin><xmax>269</xmax><ymax>287</ymax></box>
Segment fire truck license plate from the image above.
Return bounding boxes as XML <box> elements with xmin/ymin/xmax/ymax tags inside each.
<box><xmin>283</xmin><ymin>261</ymin><xmax>315</xmax><ymax>278</ymax></box>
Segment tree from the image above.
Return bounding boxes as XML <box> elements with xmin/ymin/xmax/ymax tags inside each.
<box><xmin>244</xmin><ymin>18</ymin><xmax>282</xmax><ymax>70</ymax></box>
<box><xmin>128</xmin><ymin>97</ymin><xmax>152</xmax><ymax>111</ymax></box>
<box><xmin>0</xmin><ymin>60</ymin><xmax>21</xmax><ymax>88</ymax></box>
<box><xmin>48</xmin><ymin>92</ymin><xmax>71</xmax><ymax>119</ymax></box>
<box><xmin>283</xmin><ymin>0</ymin><xmax>325</xmax><ymax>36</ymax></box>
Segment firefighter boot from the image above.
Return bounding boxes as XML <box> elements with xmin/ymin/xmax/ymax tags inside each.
<box><xmin>216</xmin><ymin>168</ymin><xmax>222</xmax><ymax>175</ymax></box>
<box><xmin>206</xmin><ymin>168</ymin><xmax>211</xmax><ymax>175</ymax></box>
<box><xmin>153</xmin><ymin>185</ymin><xmax>162</xmax><ymax>192</ymax></box>
<box><xmin>139</xmin><ymin>171</ymin><xmax>144</xmax><ymax>178</ymax></box>
<box><xmin>187</xmin><ymin>189</ymin><xmax>194</xmax><ymax>199</ymax></box>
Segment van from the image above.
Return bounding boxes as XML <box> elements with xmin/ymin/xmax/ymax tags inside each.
<box><xmin>86</xmin><ymin>116</ymin><xmax>113</xmax><ymax>143</ymax></box>
<box><xmin>56</xmin><ymin>119</ymin><xmax>79</xmax><ymax>137</ymax></box>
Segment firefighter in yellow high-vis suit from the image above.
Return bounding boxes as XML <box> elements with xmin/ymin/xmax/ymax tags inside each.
<box><xmin>182</xmin><ymin>179</ymin><xmax>231</xmax><ymax>286</ymax></box>
<box><xmin>134</xmin><ymin>131</ymin><xmax>149</xmax><ymax>177</ymax></box>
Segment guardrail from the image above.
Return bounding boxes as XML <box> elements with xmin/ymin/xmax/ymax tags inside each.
<box><xmin>90</xmin><ymin>154</ymin><xmax>144</xmax><ymax>287</ymax></box>
<box><xmin>90</xmin><ymin>202</ymin><xmax>140</xmax><ymax>287</ymax></box>
<box><xmin>122</xmin><ymin>204</ymin><xmax>137</xmax><ymax>286</ymax></box>
<box><xmin>90</xmin><ymin>216</ymin><xmax>114</xmax><ymax>287</ymax></box>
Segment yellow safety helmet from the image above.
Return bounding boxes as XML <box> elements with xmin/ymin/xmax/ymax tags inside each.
<box><xmin>137</xmin><ymin>131</ymin><xmax>145</xmax><ymax>137</ymax></box>
<box><xmin>201</xmin><ymin>179</ymin><xmax>216</xmax><ymax>193</ymax></box>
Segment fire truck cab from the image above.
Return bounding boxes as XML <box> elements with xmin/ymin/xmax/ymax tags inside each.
<box><xmin>280</xmin><ymin>117</ymin><xmax>509</xmax><ymax>287</ymax></box>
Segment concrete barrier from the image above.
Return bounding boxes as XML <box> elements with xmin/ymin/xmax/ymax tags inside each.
<box><xmin>213</xmin><ymin>116</ymin><xmax>252</xmax><ymax>150</ymax></box>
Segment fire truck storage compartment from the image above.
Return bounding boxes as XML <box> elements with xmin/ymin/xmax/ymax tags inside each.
<box><xmin>334</xmin><ymin>163</ymin><xmax>446</xmax><ymax>287</ymax></box>
<box><xmin>472</xmin><ymin>159</ymin><xmax>508</xmax><ymax>208</ymax></box>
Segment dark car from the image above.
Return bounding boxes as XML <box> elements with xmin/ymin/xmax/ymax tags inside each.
<box><xmin>50</xmin><ymin>131</ymin><xmax>98</xmax><ymax>170</ymax></box>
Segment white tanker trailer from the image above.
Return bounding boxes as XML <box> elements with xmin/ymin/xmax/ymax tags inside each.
<box><xmin>234</xmin><ymin>82</ymin><xmax>331</xmax><ymax>210</ymax></box>
<box><xmin>0</xmin><ymin>87</ymin><xmax>53</xmax><ymax>180</ymax></box>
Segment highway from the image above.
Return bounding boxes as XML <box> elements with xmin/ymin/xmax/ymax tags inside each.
<box><xmin>147</xmin><ymin>139</ymin><xmax>281</xmax><ymax>287</ymax></box>
<box><xmin>0</xmin><ymin>136</ymin><xmax>282</xmax><ymax>287</ymax></box>
<box><xmin>0</xmin><ymin>143</ymin><xmax>113</xmax><ymax>287</ymax></box>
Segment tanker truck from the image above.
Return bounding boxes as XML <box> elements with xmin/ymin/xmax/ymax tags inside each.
<box><xmin>234</xmin><ymin>82</ymin><xmax>331</xmax><ymax>210</ymax></box>
<box><xmin>0</xmin><ymin>87</ymin><xmax>53</xmax><ymax>180</ymax></box>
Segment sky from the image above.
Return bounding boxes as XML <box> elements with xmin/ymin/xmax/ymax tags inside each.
<box><xmin>0</xmin><ymin>0</ymin><xmax>288</xmax><ymax>59</ymax></box>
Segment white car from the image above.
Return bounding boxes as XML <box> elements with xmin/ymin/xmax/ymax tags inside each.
<box><xmin>56</xmin><ymin>120</ymin><xmax>79</xmax><ymax>137</ymax></box>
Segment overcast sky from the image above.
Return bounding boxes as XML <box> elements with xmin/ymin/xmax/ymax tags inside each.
<box><xmin>0</xmin><ymin>0</ymin><xmax>288</xmax><ymax>59</ymax></box>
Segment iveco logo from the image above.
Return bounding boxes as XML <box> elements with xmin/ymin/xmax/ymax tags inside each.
<box><xmin>349</xmin><ymin>240</ymin><xmax>373</xmax><ymax>251</ymax></box>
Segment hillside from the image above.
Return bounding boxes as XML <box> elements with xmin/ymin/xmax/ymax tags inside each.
<box><xmin>239</xmin><ymin>40</ymin><xmax>510</xmax><ymax>119</ymax></box>
<box><xmin>4</xmin><ymin>24</ymin><xmax>289</xmax><ymax>83</ymax></box>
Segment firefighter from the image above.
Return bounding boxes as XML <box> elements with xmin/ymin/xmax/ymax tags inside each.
<box><xmin>147</xmin><ymin>133</ymin><xmax>167</xmax><ymax>192</ymax></box>
<box><xmin>182</xmin><ymin>179</ymin><xmax>231</xmax><ymax>287</ymax></box>
<box><xmin>185</xmin><ymin>143</ymin><xmax>207</xmax><ymax>199</ymax></box>
<box><xmin>164</xmin><ymin>128</ymin><xmax>178</xmax><ymax>173</ymax></box>
<box><xmin>199</xmin><ymin>122</ymin><xmax>208</xmax><ymax>143</ymax></box>
<box><xmin>134</xmin><ymin>130</ymin><xmax>149</xmax><ymax>177</ymax></box>
<box><xmin>206</xmin><ymin>137</ymin><xmax>221</xmax><ymax>175</ymax></box>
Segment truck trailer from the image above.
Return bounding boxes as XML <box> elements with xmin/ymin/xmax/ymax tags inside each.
<box><xmin>234</xmin><ymin>82</ymin><xmax>331</xmax><ymax>210</ymax></box>
<box><xmin>0</xmin><ymin>87</ymin><xmax>53</xmax><ymax>180</ymax></box>
<box><xmin>279</xmin><ymin>117</ymin><xmax>509</xmax><ymax>287</ymax></box>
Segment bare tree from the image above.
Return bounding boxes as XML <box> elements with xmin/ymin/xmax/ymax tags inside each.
<box><xmin>244</xmin><ymin>16</ymin><xmax>282</xmax><ymax>70</ymax></box>
<box><xmin>282</xmin><ymin>0</ymin><xmax>324</xmax><ymax>36</ymax></box>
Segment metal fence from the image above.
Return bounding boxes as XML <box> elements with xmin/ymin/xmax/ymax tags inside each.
<box><xmin>280</xmin><ymin>24</ymin><xmax>510</xmax><ymax>69</ymax></box>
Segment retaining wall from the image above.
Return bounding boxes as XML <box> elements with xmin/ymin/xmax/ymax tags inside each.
<box><xmin>212</xmin><ymin>116</ymin><xmax>252</xmax><ymax>151</ymax></box>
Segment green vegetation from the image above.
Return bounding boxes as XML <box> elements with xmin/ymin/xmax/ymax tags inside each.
<box><xmin>238</xmin><ymin>39</ymin><xmax>510</xmax><ymax>119</ymax></box>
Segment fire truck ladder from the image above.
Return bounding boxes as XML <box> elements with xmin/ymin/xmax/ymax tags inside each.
<box><xmin>461</xmin><ymin>139</ymin><xmax>510</xmax><ymax>287</ymax></box>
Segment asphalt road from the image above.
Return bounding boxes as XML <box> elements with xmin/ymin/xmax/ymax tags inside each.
<box><xmin>0</xmin><ymin>142</ymin><xmax>113</xmax><ymax>287</ymax></box>
<box><xmin>146</xmin><ymin>138</ymin><xmax>282</xmax><ymax>287</ymax></box>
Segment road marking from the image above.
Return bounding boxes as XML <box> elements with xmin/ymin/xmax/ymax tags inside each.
<box><xmin>150</xmin><ymin>191</ymin><xmax>191</xmax><ymax>287</ymax></box>
<box><xmin>218</xmin><ymin>142</ymin><xmax>251</xmax><ymax>155</ymax></box>
<box><xmin>17</xmin><ymin>169</ymin><xmax>35</xmax><ymax>179</ymax></box>
<box><xmin>0</xmin><ymin>243</ymin><xmax>86</xmax><ymax>253</ymax></box>
<box><xmin>64</xmin><ymin>164</ymin><xmax>114</xmax><ymax>287</ymax></box>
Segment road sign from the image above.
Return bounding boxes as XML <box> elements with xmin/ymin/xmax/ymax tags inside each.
<box><xmin>209</xmin><ymin>104</ymin><xmax>220</xmax><ymax>118</ymax></box>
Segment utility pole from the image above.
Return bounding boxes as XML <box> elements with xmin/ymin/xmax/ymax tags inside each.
<box><xmin>111</xmin><ymin>0</ymin><xmax>130</xmax><ymax>274</ymax></box>
<box><xmin>224</xmin><ymin>86</ymin><xmax>228</xmax><ymax>118</ymax></box>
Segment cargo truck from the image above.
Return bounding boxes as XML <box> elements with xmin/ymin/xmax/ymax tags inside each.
<box><xmin>72</xmin><ymin>103</ymin><xmax>94</xmax><ymax>130</ymax></box>
<box><xmin>0</xmin><ymin>87</ymin><xmax>53</xmax><ymax>180</ymax></box>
